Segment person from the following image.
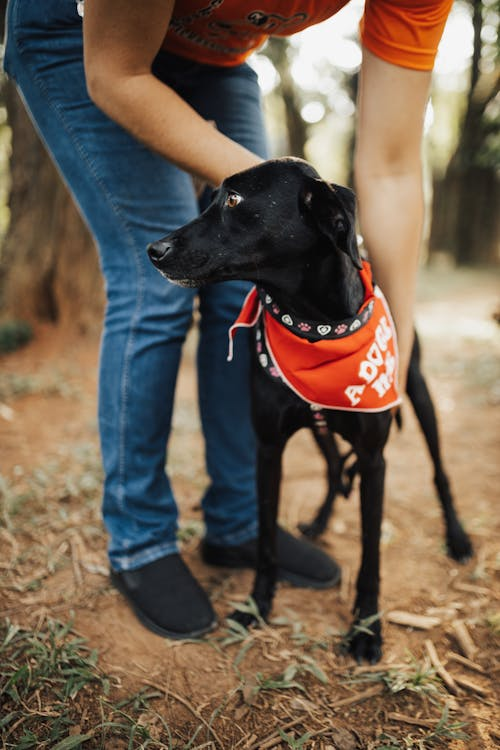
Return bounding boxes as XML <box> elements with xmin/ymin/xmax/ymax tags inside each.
<box><xmin>3</xmin><ymin>0</ymin><xmax>453</xmax><ymax>639</ymax></box>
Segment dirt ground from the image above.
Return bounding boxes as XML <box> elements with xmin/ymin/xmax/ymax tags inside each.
<box><xmin>1</xmin><ymin>263</ymin><xmax>499</xmax><ymax>749</ymax></box>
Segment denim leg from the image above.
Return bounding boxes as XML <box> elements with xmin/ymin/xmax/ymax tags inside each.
<box><xmin>4</xmin><ymin>0</ymin><xmax>270</xmax><ymax>562</ymax></box>
<box><xmin>181</xmin><ymin>65</ymin><xmax>269</xmax><ymax>544</ymax></box>
<box><xmin>4</xmin><ymin>0</ymin><xmax>198</xmax><ymax>570</ymax></box>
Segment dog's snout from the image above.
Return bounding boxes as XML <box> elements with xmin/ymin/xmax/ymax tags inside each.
<box><xmin>147</xmin><ymin>239</ymin><xmax>172</xmax><ymax>265</ymax></box>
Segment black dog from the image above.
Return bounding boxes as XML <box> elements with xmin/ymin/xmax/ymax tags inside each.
<box><xmin>148</xmin><ymin>158</ymin><xmax>472</xmax><ymax>662</ymax></box>
<box><xmin>297</xmin><ymin>328</ymin><xmax>472</xmax><ymax>553</ymax></box>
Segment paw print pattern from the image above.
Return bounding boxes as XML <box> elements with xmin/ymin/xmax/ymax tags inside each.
<box><xmin>257</xmin><ymin>283</ymin><xmax>376</xmax><ymax>341</ymax></box>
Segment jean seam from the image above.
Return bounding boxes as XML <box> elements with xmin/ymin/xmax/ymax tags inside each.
<box><xmin>14</xmin><ymin>31</ymin><xmax>149</xmax><ymax>518</ymax></box>
<box><xmin>205</xmin><ymin>519</ymin><xmax>259</xmax><ymax>547</ymax></box>
<box><xmin>112</xmin><ymin>539</ymin><xmax>180</xmax><ymax>572</ymax></box>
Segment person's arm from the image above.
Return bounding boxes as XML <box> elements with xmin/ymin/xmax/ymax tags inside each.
<box><xmin>354</xmin><ymin>48</ymin><xmax>432</xmax><ymax>390</ymax></box>
<box><xmin>83</xmin><ymin>0</ymin><xmax>261</xmax><ymax>185</ymax></box>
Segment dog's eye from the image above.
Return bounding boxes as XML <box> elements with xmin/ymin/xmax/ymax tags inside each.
<box><xmin>224</xmin><ymin>192</ymin><xmax>242</xmax><ymax>208</ymax></box>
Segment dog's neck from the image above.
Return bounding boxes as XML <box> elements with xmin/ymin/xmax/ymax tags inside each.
<box><xmin>261</xmin><ymin>249</ymin><xmax>365</xmax><ymax>323</ymax></box>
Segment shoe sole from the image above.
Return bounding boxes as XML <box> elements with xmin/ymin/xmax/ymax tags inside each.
<box><xmin>278</xmin><ymin>565</ymin><xmax>342</xmax><ymax>590</ymax></box>
<box><xmin>202</xmin><ymin>557</ymin><xmax>342</xmax><ymax>590</ymax></box>
<box><xmin>110</xmin><ymin>571</ymin><xmax>218</xmax><ymax>640</ymax></box>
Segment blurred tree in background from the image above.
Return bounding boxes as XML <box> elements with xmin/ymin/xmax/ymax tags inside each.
<box><xmin>264</xmin><ymin>38</ymin><xmax>308</xmax><ymax>159</ymax></box>
<box><xmin>0</xmin><ymin>0</ymin><xmax>498</xmax><ymax>333</ymax></box>
<box><xmin>0</xmin><ymin>0</ymin><xmax>102</xmax><ymax>334</ymax></box>
<box><xmin>429</xmin><ymin>0</ymin><xmax>499</xmax><ymax>264</ymax></box>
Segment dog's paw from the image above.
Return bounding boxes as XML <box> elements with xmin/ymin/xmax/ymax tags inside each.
<box><xmin>227</xmin><ymin>596</ymin><xmax>270</xmax><ymax>631</ymax></box>
<box><xmin>446</xmin><ymin>524</ymin><xmax>474</xmax><ymax>563</ymax></box>
<box><xmin>348</xmin><ymin>630</ymin><xmax>383</xmax><ymax>665</ymax></box>
<box><xmin>345</xmin><ymin>612</ymin><xmax>383</xmax><ymax>664</ymax></box>
<box><xmin>228</xmin><ymin>609</ymin><xmax>261</xmax><ymax>630</ymax></box>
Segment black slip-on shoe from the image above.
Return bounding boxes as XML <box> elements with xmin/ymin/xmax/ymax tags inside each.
<box><xmin>110</xmin><ymin>553</ymin><xmax>217</xmax><ymax>639</ymax></box>
<box><xmin>201</xmin><ymin>526</ymin><xmax>341</xmax><ymax>590</ymax></box>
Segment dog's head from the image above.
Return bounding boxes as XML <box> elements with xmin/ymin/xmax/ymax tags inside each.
<box><xmin>148</xmin><ymin>157</ymin><xmax>361</xmax><ymax>289</ymax></box>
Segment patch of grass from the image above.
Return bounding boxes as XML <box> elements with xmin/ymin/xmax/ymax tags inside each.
<box><xmin>485</xmin><ymin>610</ymin><xmax>500</xmax><ymax>636</ymax></box>
<box><xmin>345</xmin><ymin>653</ymin><xmax>442</xmax><ymax>702</ymax></box>
<box><xmin>255</xmin><ymin>663</ymin><xmax>306</xmax><ymax>694</ymax></box>
<box><xmin>210</xmin><ymin>606</ymin><xmax>258</xmax><ymax>674</ymax></box>
<box><xmin>373</xmin><ymin>706</ymin><xmax>469</xmax><ymax>749</ymax></box>
<box><xmin>427</xmin><ymin>705</ymin><xmax>469</xmax><ymax>743</ymax></box>
<box><xmin>0</xmin><ymin>320</ymin><xmax>33</xmax><ymax>354</ymax></box>
<box><xmin>278</xmin><ymin>728</ymin><xmax>313</xmax><ymax>749</ymax></box>
<box><xmin>271</xmin><ymin>611</ymin><xmax>332</xmax><ymax>651</ymax></box>
<box><xmin>176</xmin><ymin>519</ymin><xmax>205</xmax><ymax>544</ymax></box>
<box><xmin>0</xmin><ymin>617</ymin><xmax>174</xmax><ymax>749</ymax></box>
<box><xmin>246</xmin><ymin>655</ymin><xmax>328</xmax><ymax>702</ymax></box>
<box><xmin>0</xmin><ymin>371</ymin><xmax>79</xmax><ymax>401</ymax></box>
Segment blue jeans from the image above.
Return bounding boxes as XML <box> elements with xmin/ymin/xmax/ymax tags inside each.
<box><xmin>4</xmin><ymin>0</ymin><xmax>269</xmax><ymax>570</ymax></box>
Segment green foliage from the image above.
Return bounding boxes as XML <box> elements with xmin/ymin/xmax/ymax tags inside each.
<box><xmin>0</xmin><ymin>371</ymin><xmax>79</xmax><ymax>401</ymax></box>
<box><xmin>344</xmin><ymin>651</ymin><xmax>444</xmax><ymax>706</ymax></box>
<box><xmin>0</xmin><ymin>320</ymin><xmax>33</xmax><ymax>354</ymax></box>
<box><xmin>0</xmin><ymin>618</ymin><xmax>173</xmax><ymax>749</ymax></box>
<box><xmin>373</xmin><ymin>706</ymin><xmax>469</xmax><ymax>749</ymax></box>
<box><xmin>485</xmin><ymin>610</ymin><xmax>500</xmax><ymax>636</ymax></box>
<box><xmin>278</xmin><ymin>728</ymin><xmax>314</xmax><ymax>749</ymax></box>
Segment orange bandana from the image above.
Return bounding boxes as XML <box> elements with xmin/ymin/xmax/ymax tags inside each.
<box><xmin>228</xmin><ymin>261</ymin><xmax>401</xmax><ymax>413</ymax></box>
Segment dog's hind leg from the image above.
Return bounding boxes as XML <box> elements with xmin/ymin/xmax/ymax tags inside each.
<box><xmin>406</xmin><ymin>332</ymin><xmax>473</xmax><ymax>562</ymax></box>
<box><xmin>299</xmin><ymin>431</ymin><xmax>355</xmax><ymax>539</ymax></box>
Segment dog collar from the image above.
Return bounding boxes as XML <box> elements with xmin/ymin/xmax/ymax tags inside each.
<box><xmin>228</xmin><ymin>261</ymin><xmax>401</xmax><ymax>413</ymax></box>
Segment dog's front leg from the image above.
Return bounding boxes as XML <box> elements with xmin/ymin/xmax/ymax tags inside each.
<box><xmin>349</xmin><ymin>449</ymin><xmax>385</xmax><ymax>664</ymax></box>
<box><xmin>231</xmin><ymin>440</ymin><xmax>284</xmax><ymax>628</ymax></box>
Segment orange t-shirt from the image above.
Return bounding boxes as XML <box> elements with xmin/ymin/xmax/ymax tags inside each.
<box><xmin>162</xmin><ymin>0</ymin><xmax>453</xmax><ymax>70</ymax></box>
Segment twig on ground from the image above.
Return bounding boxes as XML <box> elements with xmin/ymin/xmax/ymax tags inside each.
<box><xmin>452</xmin><ymin>620</ymin><xmax>478</xmax><ymax>660</ymax></box>
<box><xmin>452</xmin><ymin>675</ymin><xmax>490</xmax><ymax>697</ymax></box>
<box><xmin>453</xmin><ymin>581</ymin><xmax>491</xmax><ymax>596</ymax></box>
<box><xmin>387</xmin><ymin>611</ymin><xmax>441</xmax><ymax>630</ymax></box>
<box><xmin>329</xmin><ymin>683</ymin><xmax>385</xmax><ymax>708</ymax></box>
<box><xmin>446</xmin><ymin>651</ymin><xmax>485</xmax><ymax>674</ymax></box>
<box><xmin>386</xmin><ymin>712</ymin><xmax>436</xmax><ymax>730</ymax></box>
<box><xmin>351</xmin><ymin>662</ymin><xmax>407</xmax><ymax>674</ymax></box>
<box><xmin>424</xmin><ymin>639</ymin><xmax>459</xmax><ymax>695</ymax></box>
<box><xmin>245</xmin><ymin>718</ymin><xmax>304</xmax><ymax>750</ymax></box>
<box><xmin>339</xmin><ymin>564</ymin><xmax>351</xmax><ymax>604</ymax></box>
<box><xmin>69</xmin><ymin>534</ymin><xmax>83</xmax><ymax>586</ymax></box>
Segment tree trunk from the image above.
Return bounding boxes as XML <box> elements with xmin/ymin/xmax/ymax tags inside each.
<box><xmin>431</xmin><ymin>169</ymin><xmax>500</xmax><ymax>264</ymax></box>
<box><xmin>0</xmin><ymin>82</ymin><xmax>104</xmax><ymax>332</ymax></box>
<box><xmin>265</xmin><ymin>38</ymin><xmax>308</xmax><ymax>158</ymax></box>
<box><xmin>429</xmin><ymin>0</ymin><xmax>499</xmax><ymax>265</ymax></box>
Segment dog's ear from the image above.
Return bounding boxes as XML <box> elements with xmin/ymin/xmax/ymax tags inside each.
<box><xmin>300</xmin><ymin>178</ymin><xmax>362</xmax><ymax>269</ymax></box>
